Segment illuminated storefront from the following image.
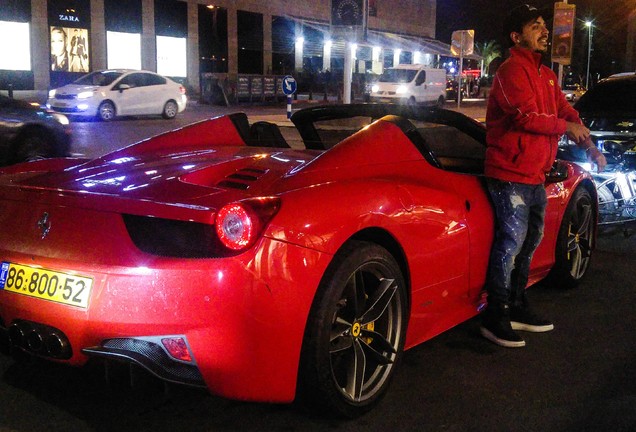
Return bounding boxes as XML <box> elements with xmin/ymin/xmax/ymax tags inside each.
<box><xmin>0</xmin><ymin>0</ymin><xmax>445</xmax><ymax>99</ymax></box>
<box><xmin>104</xmin><ymin>0</ymin><xmax>142</xmax><ymax>70</ymax></box>
<box><xmin>0</xmin><ymin>0</ymin><xmax>33</xmax><ymax>90</ymax></box>
<box><xmin>47</xmin><ymin>0</ymin><xmax>91</xmax><ymax>88</ymax></box>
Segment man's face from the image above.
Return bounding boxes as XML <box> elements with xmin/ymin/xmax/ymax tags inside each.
<box><xmin>513</xmin><ymin>16</ymin><xmax>549</xmax><ymax>53</ymax></box>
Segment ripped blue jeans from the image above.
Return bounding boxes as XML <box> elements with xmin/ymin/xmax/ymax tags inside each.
<box><xmin>485</xmin><ymin>178</ymin><xmax>547</xmax><ymax>307</ymax></box>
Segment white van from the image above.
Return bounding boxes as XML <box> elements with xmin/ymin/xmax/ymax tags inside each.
<box><xmin>369</xmin><ymin>65</ymin><xmax>446</xmax><ymax>107</ymax></box>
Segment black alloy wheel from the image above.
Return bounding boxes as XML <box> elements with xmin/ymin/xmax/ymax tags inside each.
<box><xmin>548</xmin><ymin>186</ymin><xmax>595</xmax><ymax>288</ymax></box>
<box><xmin>298</xmin><ymin>241</ymin><xmax>407</xmax><ymax>418</ymax></box>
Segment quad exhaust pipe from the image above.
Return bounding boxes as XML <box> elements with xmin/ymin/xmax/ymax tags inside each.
<box><xmin>3</xmin><ymin>320</ymin><xmax>72</xmax><ymax>359</ymax></box>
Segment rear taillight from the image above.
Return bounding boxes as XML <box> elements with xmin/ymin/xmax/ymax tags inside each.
<box><xmin>161</xmin><ymin>337</ymin><xmax>192</xmax><ymax>362</ymax></box>
<box><xmin>216</xmin><ymin>204</ymin><xmax>253</xmax><ymax>250</ymax></box>
<box><xmin>215</xmin><ymin>197</ymin><xmax>280</xmax><ymax>251</ymax></box>
<box><xmin>179</xmin><ymin>85</ymin><xmax>186</xmax><ymax>95</ymax></box>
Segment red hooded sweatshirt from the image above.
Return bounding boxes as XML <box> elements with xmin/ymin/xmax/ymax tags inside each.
<box><xmin>485</xmin><ymin>46</ymin><xmax>582</xmax><ymax>184</ymax></box>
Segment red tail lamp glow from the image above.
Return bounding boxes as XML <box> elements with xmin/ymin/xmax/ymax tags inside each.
<box><xmin>216</xmin><ymin>203</ymin><xmax>254</xmax><ymax>250</ymax></box>
<box><xmin>215</xmin><ymin>198</ymin><xmax>281</xmax><ymax>251</ymax></box>
<box><xmin>161</xmin><ymin>337</ymin><xmax>192</xmax><ymax>362</ymax></box>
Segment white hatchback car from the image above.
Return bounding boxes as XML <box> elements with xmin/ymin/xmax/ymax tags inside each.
<box><xmin>47</xmin><ymin>69</ymin><xmax>187</xmax><ymax>121</ymax></box>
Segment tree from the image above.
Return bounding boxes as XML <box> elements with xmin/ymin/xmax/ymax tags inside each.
<box><xmin>477</xmin><ymin>40</ymin><xmax>502</xmax><ymax>77</ymax></box>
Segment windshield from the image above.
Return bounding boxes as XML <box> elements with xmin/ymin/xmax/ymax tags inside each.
<box><xmin>379</xmin><ymin>69</ymin><xmax>418</xmax><ymax>83</ymax></box>
<box><xmin>73</xmin><ymin>71</ymin><xmax>124</xmax><ymax>87</ymax></box>
<box><xmin>575</xmin><ymin>79</ymin><xmax>636</xmax><ymax>113</ymax></box>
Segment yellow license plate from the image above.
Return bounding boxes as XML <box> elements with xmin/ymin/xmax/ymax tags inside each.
<box><xmin>0</xmin><ymin>262</ymin><xmax>93</xmax><ymax>308</ymax></box>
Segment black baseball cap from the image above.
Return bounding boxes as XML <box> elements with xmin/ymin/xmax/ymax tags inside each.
<box><xmin>504</xmin><ymin>4</ymin><xmax>543</xmax><ymax>38</ymax></box>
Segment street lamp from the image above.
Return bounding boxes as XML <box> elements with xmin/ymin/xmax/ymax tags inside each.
<box><xmin>585</xmin><ymin>20</ymin><xmax>593</xmax><ymax>89</ymax></box>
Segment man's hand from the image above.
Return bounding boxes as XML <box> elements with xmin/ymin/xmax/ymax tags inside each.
<box><xmin>586</xmin><ymin>146</ymin><xmax>607</xmax><ymax>172</ymax></box>
<box><xmin>565</xmin><ymin>122</ymin><xmax>590</xmax><ymax>145</ymax></box>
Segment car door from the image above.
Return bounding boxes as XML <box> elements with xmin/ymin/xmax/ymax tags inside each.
<box><xmin>141</xmin><ymin>73</ymin><xmax>170</xmax><ymax>114</ymax></box>
<box><xmin>415</xmin><ymin>121</ymin><xmax>493</xmax><ymax>299</ymax></box>
<box><xmin>413</xmin><ymin>70</ymin><xmax>426</xmax><ymax>103</ymax></box>
<box><xmin>110</xmin><ymin>73</ymin><xmax>148</xmax><ymax>116</ymax></box>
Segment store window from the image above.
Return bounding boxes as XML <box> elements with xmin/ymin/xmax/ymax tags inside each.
<box><xmin>302</xmin><ymin>25</ymin><xmax>324</xmax><ymax>73</ymax></box>
<box><xmin>48</xmin><ymin>0</ymin><xmax>91</xmax><ymax>87</ymax></box>
<box><xmin>400</xmin><ymin>51</ymin><xmax>412</xmax><ymax>64</ymax></box>
<box><xmin>198</xmin><ymin>5</ymin><xmax>228</xmax><ymax>74</ymax></box>
<box><xmin>0</xmin><ymin>0</ymin><xmax>32</xmax><ymax>90</ymax></box>
<box><xmin>237</xmin><ymin>11</ymin><xmax>263</xmax><ymax>74</ymax></box>
<box><xmin>157</xmin><ymin>36</ymin><xmax>187</xmax><ymax>77</ymax></box>
<box><xmin>154</xmin><ymin>0</ymin><xmax>187</xmax><ymax>78</ymax></box>
<box><xmin>383</xmin><ymin>49</ymin><xmax>394</xmax><ymax>68</ymax></box>
<box><xmin>272</xmin><ymin>16</ymin><xmax>294</xmax><ymax>75</ymax></box>
<box><xmin>49</xmin><ymin>27</ymin><xmax>90</xmax><ymax>73</ymax></box>
<box><xmin>105</xmin><ymin>0</ymin><xmax>142</xmax><ymax>70</ymax></box>
<box><xmin>329</xmin><ymin>40</ymin><xmax>346</xmax><ymax>73</ymax></box>
<box><xmin>107</xmin><ymin>32</ymin><xmax>141</xmax><ymax>70</ymax></box>
<box><xmin>0</xmin><ymin>21</ymin><xmax>30</xmax><ymax>71</ymax></box>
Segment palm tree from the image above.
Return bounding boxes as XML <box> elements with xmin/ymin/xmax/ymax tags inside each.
<box><xmin>477</xmin><ymin>40</ymin><xmax>502</xmax><ymax>77</ymax></box>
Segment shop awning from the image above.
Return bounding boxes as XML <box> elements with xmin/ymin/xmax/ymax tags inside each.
<box><xmin>297</xmin><ymin>19</ymin><xmax>463</xmax><ymax>59</ymax></box>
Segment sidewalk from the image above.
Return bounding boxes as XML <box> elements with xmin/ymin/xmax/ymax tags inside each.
<box><xmin>289</xmin><ymin>93</ymin><xmax>488</xmax><ymax>120</ymax></box>
<box><xmin>232</xmin><ymin>96</ymin><xmax>488</xmax><ymax>126</ymax></box>
<box><xmin>3</xmin><ymin>87</ymin><xmax>487</xmax><ymax>125</ymax></box>
<box><xmin>445</xmin><ymin>98</ymin><xmax>487</xmax><ymax>121</ymax></box>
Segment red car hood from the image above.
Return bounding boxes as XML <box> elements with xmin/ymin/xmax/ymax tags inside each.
<box><xmin>0</xmin><ymin>113</ymin><xmax>426</xmax><ymax>223</ymax></box>
<box><xmin>0</xmin><ymin>146</ymin><xmax>319</xmax><ymax>223</ymax></box>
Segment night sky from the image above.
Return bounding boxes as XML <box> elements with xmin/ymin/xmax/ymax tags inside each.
<box><xmin>435</xmin><ymin>0</ymin><xmax>632</xmax><ymax>77</ymax></box>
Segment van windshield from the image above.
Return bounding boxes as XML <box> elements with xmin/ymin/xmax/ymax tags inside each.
<box><xmin>379</xmin><ymin>69</ymin><xmax>418</xmax><ymax>83</ymax></box>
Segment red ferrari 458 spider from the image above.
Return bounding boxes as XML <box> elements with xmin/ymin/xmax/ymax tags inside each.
<box><xmin>0</xmin><ymin>104</ymin><xmax>597</xmax><ymax>417</ymax></box>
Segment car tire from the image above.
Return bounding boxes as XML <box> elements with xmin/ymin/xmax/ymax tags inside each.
<box><xmin>98</xmin><ymin>101</ymin><xmax>116</xmax><ymax>121</ymax></box>
<box><xmin>162</xmin><ymin>100</ymin><xmax>178</xmax><ymax>119</ymax></box>
<box><xmin>546</xmin><ymin>186</ymin><xmax>595</xmax><ymax>288</ymax></box>
<box><xmin>596</xmin><ymin>184</ymin><xmax>617</xmax><ymax>224</ymax></box>
<box><xmin>11</xmin><ymin>130</ymin><xmax>54</xmax><ymax>164</ymax></box>
<box><xmin>406</xmin><ymin>96</ymin><xmax>417</xmax><ymax>107</ymax></box>
<box><xmin>297</xmin><ymin>240</ymin><xmax>407</xmax><ymax>418</ymax></box>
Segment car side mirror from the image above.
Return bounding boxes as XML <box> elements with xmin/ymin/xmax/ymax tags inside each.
<box><xmin>117</xmin><ymin>84</ymin><xmax>131</xmax><ymax>93</ymax></box>
<box><xmin>546</xmin><ymin>160</ymin><xmax>569</xmax><ymax>183</ymax></box>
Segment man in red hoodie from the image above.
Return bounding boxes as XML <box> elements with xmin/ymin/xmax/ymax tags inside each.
<box><xmin>480</xmin><ymin>4</ymin><xmax>606</xmax><ymax>348</ymax></box>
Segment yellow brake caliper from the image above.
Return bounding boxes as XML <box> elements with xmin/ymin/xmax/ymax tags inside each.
<box><xmin>567</xmin><ymin>222</ymin><xmax>579</xmax><ymax>260</ymax></box>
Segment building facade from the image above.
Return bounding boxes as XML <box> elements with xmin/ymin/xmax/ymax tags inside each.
<box><xmin>1</xmin><ymin>0</ymin><xmax>446</xmax><ymax>98</ymax></box>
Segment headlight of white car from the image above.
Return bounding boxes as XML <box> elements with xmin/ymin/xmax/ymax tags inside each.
<box><xmin>371</xmin><ymin>84</ymin><xmax>379</xmax><ymax>93</ymax></box>
<box><xmin>396</xmin><ymin>85</ymin><xmax>407</xmax><ymax>94</ymax></box>
<box><xmin>77</xmin><ymin>91</ymin><xmax>96</xmax><ymax>99</ymax></box>
<box><xmin>48</xmin><ymin>89</ymin><xmax>56</xmax><ymax>98</ymax></box>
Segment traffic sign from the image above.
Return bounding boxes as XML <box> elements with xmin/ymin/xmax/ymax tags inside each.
<box><xmin>282</xmin><ymin>75</ymin><xmax>297</xmax><ymax>95</ymax></box>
